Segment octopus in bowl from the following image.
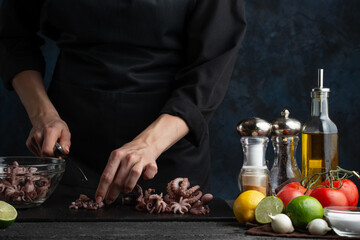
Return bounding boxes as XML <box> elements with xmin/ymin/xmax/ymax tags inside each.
<box><xmin>0</xmin><ymin>157</ymin><xmax>65</xmax><ymax>208</ymax></box>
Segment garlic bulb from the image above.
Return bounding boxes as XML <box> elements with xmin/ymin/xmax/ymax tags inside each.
<box><xmin>269</xmin><ymin>214</ymin><xmax>295</xmax><ymax>234</ymax></box>
<box><xmin>307</xmin><ymin>219</ymin><xmax>331</xmax><ymax>235</ymax></box>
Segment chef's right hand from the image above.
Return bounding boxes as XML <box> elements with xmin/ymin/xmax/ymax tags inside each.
<box><xmin>26</xmin><ymin>113</ymin><xmax>71</xmax><ymax>157</ymax></box>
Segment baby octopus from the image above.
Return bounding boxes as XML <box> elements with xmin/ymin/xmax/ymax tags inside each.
<box><xmin>134</xmin><ymin>187</ymin><xmax>168</xmax><ymax>213</ymax></box>
<box><xmin>68</xmin><ymin>177</ymin><xmax>213</xmax><ymax>214</ymax></box>
<box><xmin>0</xmin><ymin>161</ymin><xmax>51</xmax><ymax>203</ymax></box>
<box><xmin>134</xmin><ymin>177</ymin><xmax>213</xmax><ymax>215</ymax></box>
<box><xmin>169</xmin><ymin>197</ymin><xmax>191</xmax><ymax>214</ymax></box>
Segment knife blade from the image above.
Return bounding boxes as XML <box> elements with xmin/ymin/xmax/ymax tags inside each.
<box><xmin>53</xmin><ymin>142</ymin><xmax>88</xmax><ymax>182</ymax></box>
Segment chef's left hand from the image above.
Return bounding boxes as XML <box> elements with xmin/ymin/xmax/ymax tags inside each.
<box><xmin>95</xmin><ymin>114</ymin><xmax>189</xmax><ymax>205</ymax></box>
<box><xmin>95</xmin><ymin>139</ymin><xmax>158</xmax><ymax>204</ymax></box>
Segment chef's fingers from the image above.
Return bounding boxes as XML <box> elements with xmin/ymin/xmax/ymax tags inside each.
<box><xmin>104</xmin><ymin>161</ymin><xmax>126</xmax><ymax>204</ymax></box>
<box><xmin>142</xmin><ymin>163</ymin><xmax>158</xmax><ymax>180</ymax></box>
<box><xmin>123</xmin><ymin>161</ymin><xmax>144</xmax><ymax>193</ymax></box>
<box><xmin>26</xmin><ymin>131</ymin><xmax>42</xmax><ymax>156</ymax></box>
<box><xmin>42</xmin><ymin>126</ymin><xmax>61</xmax><ymax>156</ymax></box>
<box><xmin>105</xmin><ymin>153</ymin><xmax>140</xmax><ymax>204</ymax></box>
<box><xmin>32</xmin><ymin>137</ymin><xmax>42</xmax><ymax>156</ymax></box>
<box><xmin>95</xmin><ymin>150</ymin><xmax>124</xmax><ymax>203</ymax></box>
<box><xmin>58</xmin><ymin>129</ymin><xmax>71</xmax><ymax>154</ymax></box>
<box><xmin>26</xmin><ymin>136</ymin><xmax>36</xmax><ymax>155</ymax></box>
<box><xmin>118</xmin><ymin>153</ymin><xmax>142</xmax><ymax>194</ymax></box>
<box><xmin>26</xmin><ymin>137</ymin><xmax>39</xmax><ymax>156</ymax></box>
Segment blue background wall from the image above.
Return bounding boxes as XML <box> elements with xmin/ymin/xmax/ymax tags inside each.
<box><xmin>1</xmin><ymin>0</ymin><xmax>360</xmax><ymax>199</ymax></box>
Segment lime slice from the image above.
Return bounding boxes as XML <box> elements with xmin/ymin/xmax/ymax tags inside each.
<box><xmin>255</xmin><ymin>196</ymin><xmax>284</xmax><ymax>224</ymax></box>
<box><xmin>0</xmin><ymin>201</ymin><xmax>18</xmax><ymax>229</ymax></box>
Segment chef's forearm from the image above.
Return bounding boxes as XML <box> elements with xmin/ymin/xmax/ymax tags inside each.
<box><xmin>12</xmin><ymin>70</ymin><xmax>59</xmax><ymax>123</ymax></box>
<box><xmin>133</xmin><ymin>113</ymin><xmax>189</xmax><ymax>158</ymax></box>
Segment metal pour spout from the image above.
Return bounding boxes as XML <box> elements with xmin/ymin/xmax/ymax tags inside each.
<box><xmin>318</xmin><ymin>68</ymin><xmax>323</xmax><ymax>89</ymax></box>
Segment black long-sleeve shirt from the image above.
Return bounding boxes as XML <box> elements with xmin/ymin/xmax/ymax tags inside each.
<box><xmin>0</xmin><ymin>0</ymin><xmax>246</xmax><ymax>190</ymax></box>
<box><xmin>0</xmin><ymin>0</ymin><xmax>246</xmax><ymax>145</ymax></box>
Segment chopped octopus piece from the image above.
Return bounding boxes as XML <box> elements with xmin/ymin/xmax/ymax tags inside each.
<box><xmin>69</xmin><ymin>194</ymin><xmax>105</xmax><ymax>210</ymax></box>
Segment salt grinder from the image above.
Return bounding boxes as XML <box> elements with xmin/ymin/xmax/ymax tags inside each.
<box><xmin>236</xmin><ymin>118</ymin><xmax>272</xmax><ymax>196</ymax></box>
<box><xmin>270</xmin><ymin>109</ymin><xmax>302</xmax><ymax>193</ymax></box>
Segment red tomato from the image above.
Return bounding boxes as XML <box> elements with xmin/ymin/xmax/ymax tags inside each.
<box><xmin>276</xmin><ymin>187</ymin><xmax>304</xmax><ymax>209</ymax></box>
<box><xmin>323</xmin><ymin>179</ymin><xmax>359</xmax><ymax>206</ymax></box>
<box><xmin>310</xmin><ymin>186</ymin><xmax>349</xmax><ymax>208</ymax></box>
<box><xmin>281</xmin><ymin>182</ymin><xmax>312</xmax><ymax>195</ymax></box>
<box><xmin>282</xmin><ymin>182</ymin><xmax>306</xmax><ymax>192</ymax></box>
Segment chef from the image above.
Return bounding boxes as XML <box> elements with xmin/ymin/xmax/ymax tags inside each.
<box><xmin>0</xmin><ymin>0</ymin><xmax>246</xmax><ymax>205</ymax></box>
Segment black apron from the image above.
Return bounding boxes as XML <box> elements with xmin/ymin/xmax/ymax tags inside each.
<box><xmin>44</xmin><ymin>0</ymin><xmax>211</xmax><ymax>193</ymax></box>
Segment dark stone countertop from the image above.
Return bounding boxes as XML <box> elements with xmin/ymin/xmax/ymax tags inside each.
<box><xmin>0</xmin><ymin>185</ymin><xmax>336</xmax><ymax>240</ymax></box>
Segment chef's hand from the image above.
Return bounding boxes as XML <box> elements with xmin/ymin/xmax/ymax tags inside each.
<box><xmin>95</xmin><ymin>139</ymin><xmax>158</xmax><ymax>204</ymax></box>
<box><xmin>11</xmin><ymin>70</ymin><xmax>71</xmax><ymax>157</ymax></box>
<box><xmin>27</xmin><ymin>113</ymin><xmax>71</xmax><ymax>157</ymax></box>
<box><xmin>95</xmin><ymin>114</ymin><xmax>189</xmax><ymax>205</ymax></box>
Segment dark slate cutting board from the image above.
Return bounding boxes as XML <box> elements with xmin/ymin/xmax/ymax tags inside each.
<box><xmin>16</xmin><ymin>184</ymin><xmax>236</xmax><ymax>222</ymax></box>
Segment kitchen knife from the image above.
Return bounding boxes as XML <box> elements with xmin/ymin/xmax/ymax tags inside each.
<box><xmin>53</xmin><ymin>142</ymin><xmax>88</xmax><ymax>182</ymax></box>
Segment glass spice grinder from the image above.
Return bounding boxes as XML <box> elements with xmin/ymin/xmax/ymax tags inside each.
<box><xmin>270</xmin><ymin>109</ymin><xmax>302</xmax><ymax>193</ymax></box>
<box><xmin>236</xmin><ymin>117</ymin><xmax>272</xmax><ymax>196</ymax></box>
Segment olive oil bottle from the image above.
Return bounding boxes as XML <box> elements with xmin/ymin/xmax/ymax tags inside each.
<box><xmin>302</xmin><ymin>69</ymin><xmax>338</xmax><ymax>186</ymax></box>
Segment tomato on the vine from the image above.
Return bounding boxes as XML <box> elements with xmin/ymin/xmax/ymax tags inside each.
<box><xmin>276</xmin><ymin>182</ymin><xmax>311</xmax><ymax>209</ymax></box>
<box><xmin>310</xmin><ymin>186</ymin><xmax>349</xmax><ymax>208</ymax></box>
<box><xmin>276</xmin><ymin>187</ymin><xmax>303</xmax><ymax>209</ymax></box>
<box><xmin>282</xmin><ymin>182</ymin><xmax>312</xmax><ymax>195</ymax></box>
<box><xmin>323</xmin><ymin>179</ymin><xmax>359</xmax><ymax>206</ymax></box>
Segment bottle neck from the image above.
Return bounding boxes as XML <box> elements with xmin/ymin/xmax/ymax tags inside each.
<box><xmin>311</xmin><ymin>92</ymin><xmax>329</xmax><ymax>117</ymax></box>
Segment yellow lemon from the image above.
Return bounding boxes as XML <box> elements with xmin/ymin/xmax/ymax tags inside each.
<box><xmin>233</xmin><ymin>190</ymin><xmax>265</xmax><ymax>225</ymax></box>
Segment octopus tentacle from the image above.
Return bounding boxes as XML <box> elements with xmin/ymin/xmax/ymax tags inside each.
<box><xmin>149</xmin><ymin>193</ymin><xmax>163</xmax><ymax>201</ymax></box>
<box><xmin>170</xmin><ymin>177</ymin><xmax>184</xmax><ymax>195</ymax></box>
<box><xmin>190</xmin><ymin>204</ymin><xmax>210</xmax><ymax>215</ymax></box>
<box><xmin>146</xmin><ymin>202</ymin><xmax>154</xmax><ymax>212</ymax></box>
<box><xmin>144</xmin><ymin>188</ymin><xmax>155</xmax><ymax>201</ymax></box>
<box><xmin>163</xmin><ymin>193</ymin><xmax>175</xmax><ymax>204</ymax></box>
<box><xmin>179</xmin><ymin>178</ymin><xmax>190</xmax><ymax>193</ymax></box>
<box><xmin>181</xmin><ymin>185</ymin><xmax>200</xmax><ymax>198</ymax></box>
<box><xmin>187</xmin><ymin>190</ymin><xmax>202</xmax><ymax>204</ymax></box>
<box><xmin>166</xmin><ymin>182</ymin><xmax>174</xmax><ymax>198</ymax></box>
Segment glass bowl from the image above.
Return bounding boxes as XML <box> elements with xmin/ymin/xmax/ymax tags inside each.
<box><xmin>324</xmin><ymin>206</ymin><xmax>360</xmax><ymax>238</ymax></box>
<box><xmin>0</xmin><ymin>157</ymin><xmax>65</xmax><ymax>209</ymax></box>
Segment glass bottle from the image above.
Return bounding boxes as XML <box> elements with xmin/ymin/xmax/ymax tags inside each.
<box><xmin>302</xmin><ymin>69</ymin><xmax>338</xmax><ymax>186</ymax></box>
<box><xmin>270</xmin><ymin>109</ymin><xmax>302</xmax><ymax>193</ymax></box>
<box><xmin>236</xmin><ymin>118</ymin><xmax>272</xmax><ymax>196</ymax></box>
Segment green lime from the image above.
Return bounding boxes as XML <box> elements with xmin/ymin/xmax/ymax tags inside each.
<box><xmin>0</xmin><ymin>201</ymin><xmax>18</xmax><ymax>229</ymax></box>
<box><xmin>255</xmin><ymin>196</ymin><xmax>284</xmax><ymax>224</ymax></box>
<box><xmin>285</xmin><ymin>196</ymin><xmax>323</xmax><ymax>229</ymax></box>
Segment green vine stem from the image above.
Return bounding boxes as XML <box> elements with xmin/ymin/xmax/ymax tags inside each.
<box><xmin>300</xmin><ymin>166</ymin><xmax>360</xmax><ymax>194</ymax></box>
